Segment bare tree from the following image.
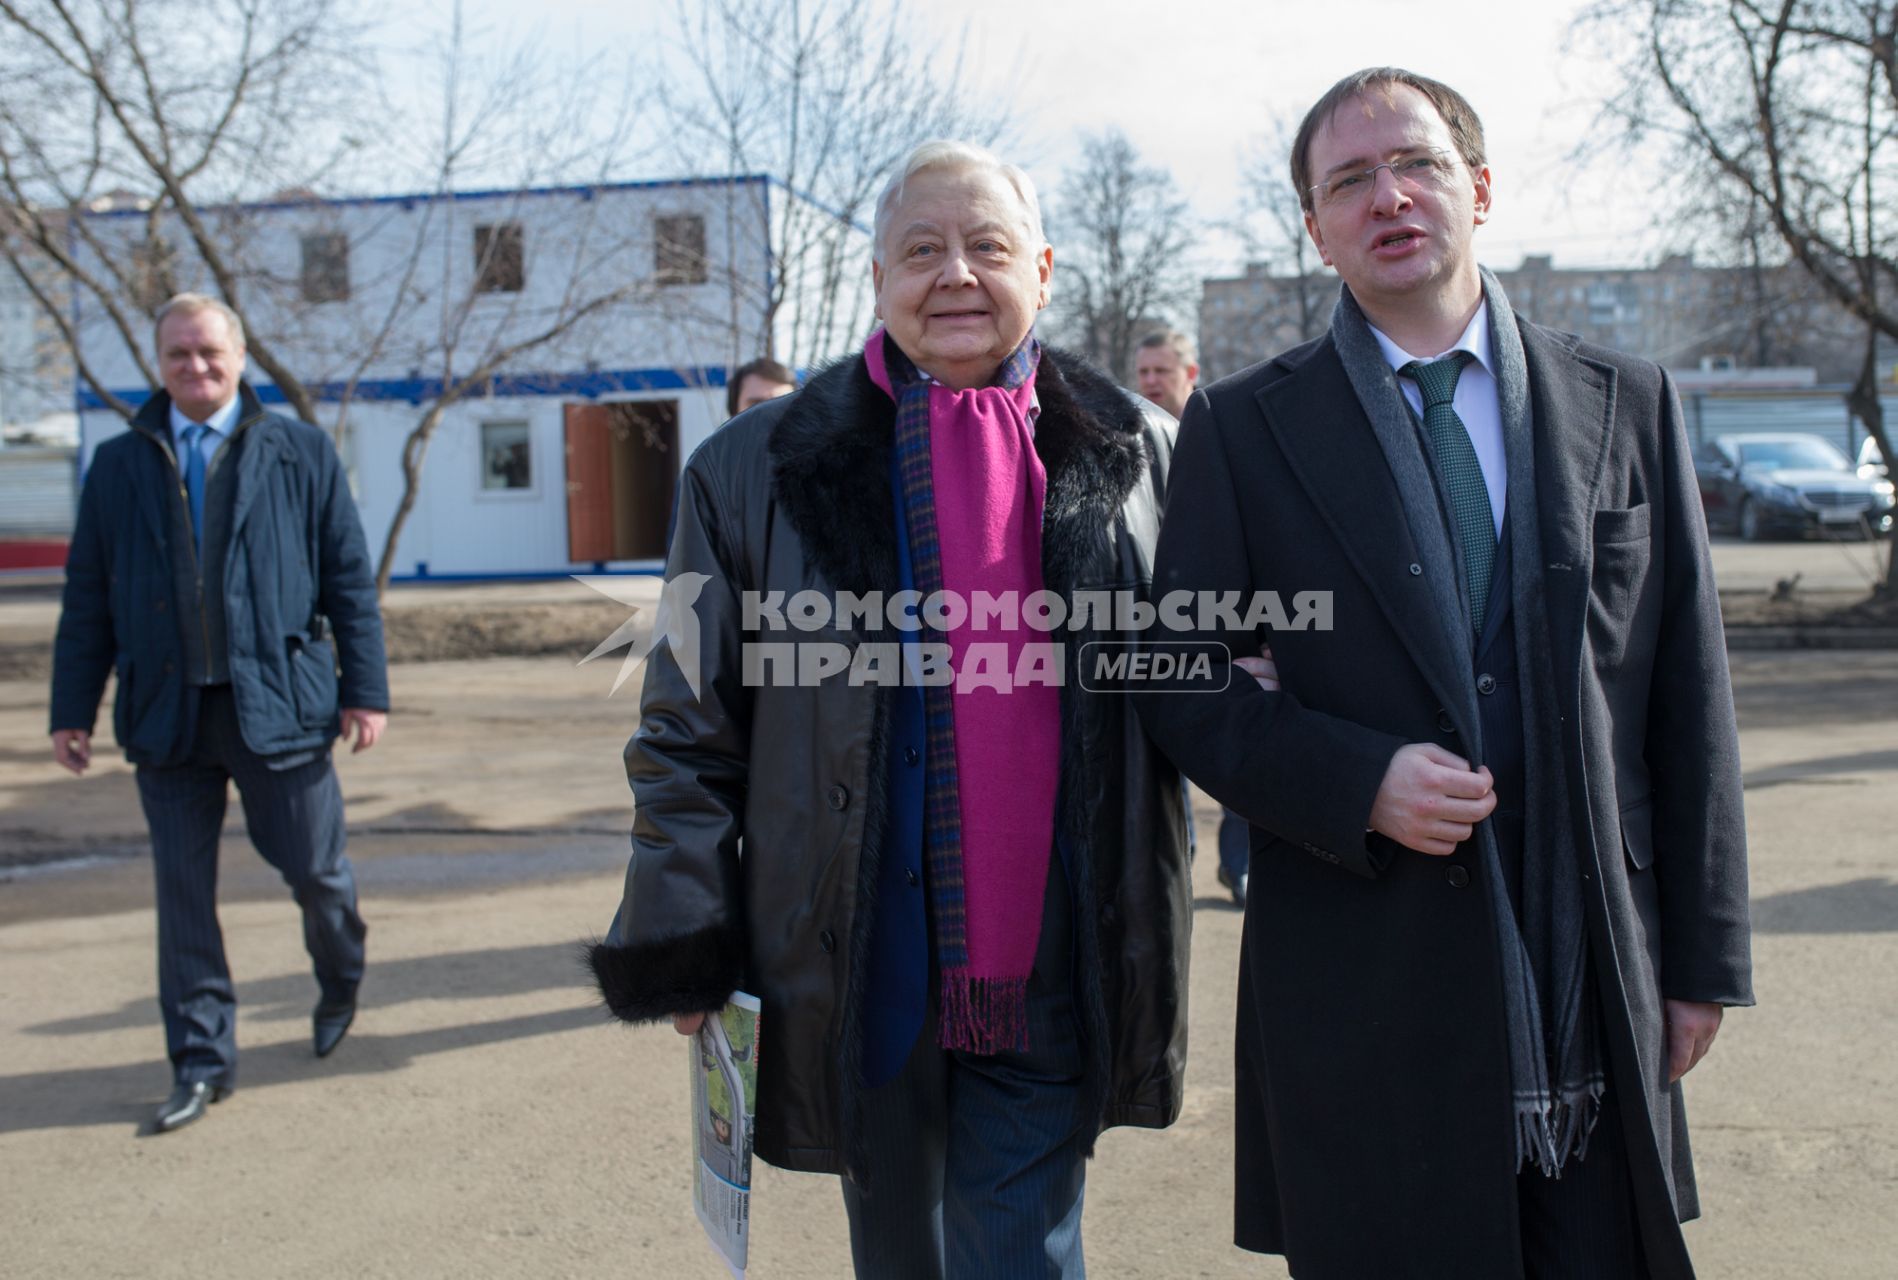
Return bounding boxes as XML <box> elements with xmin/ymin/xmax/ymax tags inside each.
<box><xmin>649</xmin><ymin>0</ymin><xmax>1012</xmax><ymax>374</ymax></box>
<box><xmin>0</xmin><ymin>0</ymin><xmax>374</xmax><ymax>423</ymax></box>
<box><xmin>1585</xmin><ymin>0</ymin><xmax>1898</xmax><ymax>599</ymax></box>
<box><xmin>1233</xmin><ymin>124</ymin><xmax>1327</xmax><ymax>346</ymax></box>
<box><xmin>2</xmin><ymin>1</ymin><xmax>663</xmax><ymax>594</ymax></box>
<box><xmin>1047</xmin><ymin>129</ymin><xmax>1195</xmax><ymax>384</ymax></box>
<box><xmin>353</xmin><ymin>14</ymin><xmax>658</xmax><ymax>594</ymax></box>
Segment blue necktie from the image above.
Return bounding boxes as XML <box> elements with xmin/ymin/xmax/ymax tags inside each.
<box><xmin>1400</xmin><ymin>354</ymin><xmax>1496</xmax><ymax>631</ymax></box>
<box><xmin>181</xmin><ymin>423</ymin><xmax>208</xmax><ymax>561</ymax></box>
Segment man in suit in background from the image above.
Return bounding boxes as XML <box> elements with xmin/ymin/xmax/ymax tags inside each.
<box><xmin>50</xmin><ymin>293</ymin><xmax>389</xmax><ymax>1134</ymax></box>
<box><xmin>1137</xmin><ymin>68</ymin><xmax>1751</xmax><ymax>1278</ymax></box>
<box><xmin>725</xmin><ymin>356</ymin><xmax>796</xmax><ymax>420</ymax></box>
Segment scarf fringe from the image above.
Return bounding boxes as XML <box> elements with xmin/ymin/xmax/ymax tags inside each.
<box><xmin>1515</xmin><ymin>1079</ymin><xmax>1606</xmax><ymax>1178</ymax></box>
<box><xmin>939</xmin><ymin>970</ymin><xmax>1030</xmax><ymax>1055</ymax></box>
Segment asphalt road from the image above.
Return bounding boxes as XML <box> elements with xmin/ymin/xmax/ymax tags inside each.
<box><xmin>1</xmin><ymin>651</ymin><xmax>1894</xmax><ymax>1277</ymax></box>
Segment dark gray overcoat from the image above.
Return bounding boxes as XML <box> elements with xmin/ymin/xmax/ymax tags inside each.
<box><xmin>1135</xmin><ymin>314</ymin><xmax>1752</xmax><ymax>1279</ymax></box>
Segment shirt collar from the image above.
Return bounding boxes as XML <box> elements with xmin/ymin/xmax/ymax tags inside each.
<box><xmin>169</xmin><ymin>392</ymin><xmax>241</xmax><ymax>446</ymax></box>
<box><xmin>1368</xmin><ymin>299</ymin><xmax>1494</xmax><ymax>381</ymax></box>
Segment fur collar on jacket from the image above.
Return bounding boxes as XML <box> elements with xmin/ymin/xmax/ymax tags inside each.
<box><xmin>766</xmin><ymin>345</ymin><xmax>1157</xmax><ymax>607</ymax></box>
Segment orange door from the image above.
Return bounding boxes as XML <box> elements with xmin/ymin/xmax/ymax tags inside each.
<box><xmin>564</xmin><ymin>404</ymin><xmax>614</xmax><ymax>562</ymax></box>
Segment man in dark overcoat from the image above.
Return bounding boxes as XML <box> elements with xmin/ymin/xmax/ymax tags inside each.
<box><xmin>50</xmin><ymin>293</ymin><xmax>388</xmax><ymax>1134</ymax></box>
<box><xmin>1136</xmin><ymin>68</ymin><xmax>1752</xmax><ymax>1278</ymax></box>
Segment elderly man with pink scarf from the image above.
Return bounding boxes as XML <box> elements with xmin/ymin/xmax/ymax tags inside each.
<box><xmin>589</xmin><ymin>140</ymin><xmax>1191</xmax><ymax>1277</ymax></box>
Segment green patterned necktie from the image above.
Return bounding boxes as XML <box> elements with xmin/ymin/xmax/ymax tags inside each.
<box><xmin>1401</xmin><ymin>353</ymin><xmax>1495</xmax><ymax>630</ymax></box>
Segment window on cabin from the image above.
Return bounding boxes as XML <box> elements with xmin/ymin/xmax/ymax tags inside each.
<box><xmin>474</xmin><ymin>221</ymin><xmax>525</xmax><ymax>293</ymax></box>
<box><xmin>300</xmin><ymin>232</ymin><xmax>350</xmax><ymax>303</ymax></box>
<box><xmin>480</xmin><ymin>420</ymin><xmax>532</xmax><ymax>490</ymax></box>
<box><xmin>654</xmin><ymin>214</ymin><xmax>707</xmax><ymax>285</ymax></box>
<box><xmin>131</xmin><ymin>236</ymin><xmax>178</xmax><ymax>311</ymax></box>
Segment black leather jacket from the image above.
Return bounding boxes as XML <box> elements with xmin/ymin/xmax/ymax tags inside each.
<box><xmin>589</xmin><ymin>347</ymin><xmax>1190</xmax><ymax>1180</ymax></box>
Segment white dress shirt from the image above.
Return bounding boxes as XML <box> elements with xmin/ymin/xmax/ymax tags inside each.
<box><xmin>1369</xmin><ymin>302</ymin><xmax>1507</xmax><ymax>537</ymax></box>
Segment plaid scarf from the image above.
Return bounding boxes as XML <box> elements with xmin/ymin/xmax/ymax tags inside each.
<box><xmin>865</xmin><ymin>328</ymin><xmax>1059</xmax><ymax>1055</ymax></box>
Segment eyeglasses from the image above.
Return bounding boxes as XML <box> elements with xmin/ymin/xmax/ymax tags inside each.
<box><xmin>1308</xmin><ymin>149</ymin><xmax>1460</xmax><ymax>209</ymax></box>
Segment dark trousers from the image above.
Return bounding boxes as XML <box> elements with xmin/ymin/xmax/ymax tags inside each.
<box><xmin>1517</xmin><ymin>1084</ymin><xmax>1652</xmax><ymax>1279</ymax></box>
<box><xmin>842</xmin><ymin>858</ymin><xmax>1088</xmax><ymax>1280</ymax></box>
<box><xmin>134</xmin><ymin>685</ymin><xmax>365</xmax><ymax>1085</ymax></box>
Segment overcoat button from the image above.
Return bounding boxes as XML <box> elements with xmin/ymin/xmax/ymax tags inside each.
<box><xmin>819</xmin><ymin>930</ymin><xmax>836</xmax><ymax>953</ymax></box>
<box><xmin>1436</xmin><ymin>710</ymin><xmax>1456</xmax><ymax>734</ymax></box>
<box><xmin>1446</xmin><ymin>865</ymin><xmax>1470</xmax><ymax>889</ymax></box>
<box><xmin>827</xmin><ymin>785</ymin><xmax>849</xmax><ymax>810</ymax></box>
<box><xmin>1409</xmin><ymin>562</ymin><xmax>1423</xmax><ymax>576</ymax></box>
<box><xmin>903</xmin><ymin>747</ymin><xmax>920</xmax><ymax>767</ymax></box>
<box><xmin>1476</xmin><ymin>674</ymin><xmax>1497</xmax><ymax>696</ymax></box>
<box><xmin>905</xmin><ymin>868</ymin><xmax>919</xmax><ymax>887</ymax></box>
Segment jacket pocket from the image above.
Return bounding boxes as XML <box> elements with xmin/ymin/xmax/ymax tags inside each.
<box><xmin>1593</xmin><ymin>503</ymin><xmax>1652</xmax><ymax>545</ymax></box>
<box><xmin>1619</xmin><ymin>796</ymin><xmax>1654</xmax><ymax>871</ymax></box>
<box><xmin>1588</xmin><ymin>506</ymin><xmax>1655</xmax><ymax>668</ymax></box>
<box><xmin>286</xmin><ymin>635</ymin><xmax>339</xmax><ymax>730</ymax></box>
<box><xmin>1617</xmin><ymin>795</ymin><xmax>1663</xmax><ymax>984</ymax></box>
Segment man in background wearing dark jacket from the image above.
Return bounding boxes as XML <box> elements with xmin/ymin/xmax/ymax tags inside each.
<box><xmin>50</xmin><ymin>293</ymin><xmax>389</xmax><ymax>1134</ymax></box>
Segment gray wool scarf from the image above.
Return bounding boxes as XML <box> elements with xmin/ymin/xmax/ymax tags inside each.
<box><xmin>1330</xmin><ymin>273</ymin><xmax>1603</xmax><ymax>1176</ymax></box>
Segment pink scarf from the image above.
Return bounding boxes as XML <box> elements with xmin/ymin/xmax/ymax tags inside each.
<box><xmin>866</xmin><ymin>329</ymin><xmax>1062</xmax><ymax>1052</ymax></box>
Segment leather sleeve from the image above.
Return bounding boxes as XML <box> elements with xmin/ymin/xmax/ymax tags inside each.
<box><xmin>589</xmin><ymin>452</ymin><xmax>752</xmax><ymax>1022</ymax></box>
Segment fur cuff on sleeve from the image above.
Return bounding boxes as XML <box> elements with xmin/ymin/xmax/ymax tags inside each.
<box><xmin>586</xmin><ymin>923</ymin><xmax>746</xmax><ymax>1024</ymax></box>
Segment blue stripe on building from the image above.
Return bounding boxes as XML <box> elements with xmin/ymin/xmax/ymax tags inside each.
<box><xmin>79</xmin><ymin>367</ymin><xmax>731</xmax><ymax>412</ymax></box>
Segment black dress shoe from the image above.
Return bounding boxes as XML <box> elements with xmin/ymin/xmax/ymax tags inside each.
<box><xmin>313</xmin><ymin>995</ymin><xmax>356</xmax><ymax>1058</ymax></box>
<box><xmin>154</xmin><ymin>1080</ymin><xmax>230</xmax><ymax>1133</ymax></box>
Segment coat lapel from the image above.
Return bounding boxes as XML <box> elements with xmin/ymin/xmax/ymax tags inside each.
<box><xmin>1520</xmin><ymin>321</ymin><xmax>1617</xmax><ymax>697</ymax></box>
<box><xmin>1258</xmin><ymin>343</ymin><xmax>1477</xmax><ymax>733</ymax></box>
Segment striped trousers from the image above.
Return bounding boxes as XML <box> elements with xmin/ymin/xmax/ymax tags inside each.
<box><xmin>1517</xmin><ymin>1081</ymin><xmax>1654</xmax><ymax>1278</ymax></box>
<box><xmin>134</xmin><ymin>685</ymin><xmax>365</xmax><ymax>1086</ymax></box>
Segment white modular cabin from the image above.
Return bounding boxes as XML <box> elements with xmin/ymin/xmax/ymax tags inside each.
<box><xmin>73</xmin><ymin>176</ymin><xmax>871</xmax><ymax>578</ymax></box>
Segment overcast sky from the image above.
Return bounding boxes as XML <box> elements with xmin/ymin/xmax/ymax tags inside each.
<box><xmin>444</xmin><ymin>0</ymin><xmax>1663</xmax><ymax>280</ymax></box>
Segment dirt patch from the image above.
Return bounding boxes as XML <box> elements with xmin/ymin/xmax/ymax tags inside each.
<box><xmin>0</xmin><ymin>599</ymin><xmax>641</xmax><ymax>682</ymax></box>
<box><xmin>380</xmin><ymin>600</ymin><xmax>634</xmax><ymax>664</ymax></box>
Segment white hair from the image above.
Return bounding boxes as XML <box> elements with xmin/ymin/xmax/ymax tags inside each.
<box><xmin>153</xmin><ymin>292</ymin><xmax>247</xmax><ymax>351</ymax></box>
<box><xmin>872</xmin><ymin>140</ymin><xmax>1046</xmax><ymax>265</ymax></box>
